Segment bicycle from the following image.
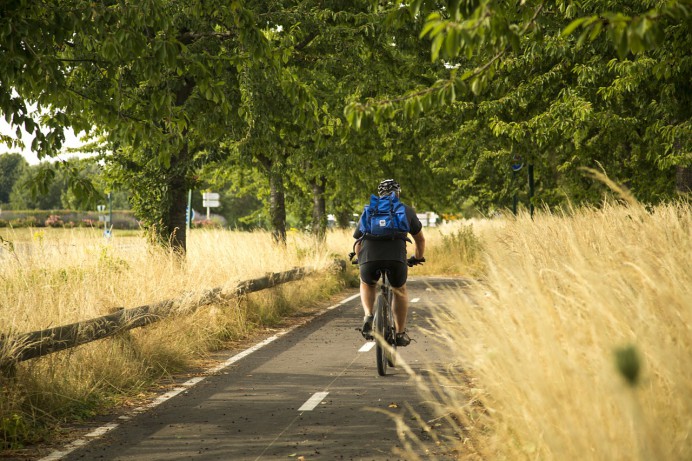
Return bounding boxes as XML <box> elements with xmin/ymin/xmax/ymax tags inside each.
<box><xmin>350</xmin><ymin>254</ymin><xmax>425</xmax><ymax>376</ymax></box>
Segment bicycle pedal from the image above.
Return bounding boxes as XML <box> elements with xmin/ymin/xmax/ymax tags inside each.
<box><xmin>356</xmin><ymin>327</ymin><xmax>374</xmax><ymax>341</ymax></box>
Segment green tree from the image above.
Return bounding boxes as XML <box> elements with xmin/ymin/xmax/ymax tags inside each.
<box><xmin>9</xmin><ymin>163</ymin><xmax>65</xmax><ymax>210</ymax></box>
<box><xmin>346</xmin><ymin>0</ymin><xmax>691</xmax><ymax>211</ymax></box>
<box><xmin>0</xmin><ymin>153</ymin><xmax>28</xmax><ymax>204</ymax></box>
<box><xmin>261</xmin><ymin>0</ymin><xmax>455</xmax><ymax>233</ymax></box>
<box><xmin>8</xmin><ymin>158</ymin><xmax>102</xmax><ymax>210</ymax></box>
<box><xmin>2</xmin><ymin>1</ymin><xmax>273</xmax><ymax>253</ymax></box>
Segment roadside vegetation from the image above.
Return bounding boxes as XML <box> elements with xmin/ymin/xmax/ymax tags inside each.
<box><xmin>415</xmin><ymin>199</ymin><xmax>691</xmax><ymax>460</ymax></box>
<box><xmin>0</xmin><ymin>224</ymin><xmax>474</xmax><ymax>451</ymax></box>
<box><xmin>0</xmin><ymin>228</ymin><xmax>346</xmax><ymax>450</ymax></box>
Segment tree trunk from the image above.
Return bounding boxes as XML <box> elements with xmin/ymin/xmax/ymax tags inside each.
<box><xmin>258</xmin><ymin>153</ymin><xmax>287</xmax><ymax>244</ymax></box>
<box><xmin>311</xmin><ymin>176</ymin><xmax>327</xmax><ymax>241</ymax></box>
<box><xmin>159</xmin><ymin>78</ymin><xmax>195</xmax><ymax>255</ymax></box>
<box><xmin>676</xmin><ymin>165</ymin><xmax>692</xmax><ymax>193</ymax></box>
<box><xmin>269</xmin><ymin>167</ymin><xmax>287</xmax><ymax>244</ymax></box>
<box><xmin>165</xmin><ymin>143</ymin><xmax>189</xmax><ymax>255</ymax></box>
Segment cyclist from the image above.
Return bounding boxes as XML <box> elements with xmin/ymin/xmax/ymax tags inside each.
<box><xmin>352</xmin><ymin>179</ymin><xmax>425</xmax><ymax>346</ymax></box>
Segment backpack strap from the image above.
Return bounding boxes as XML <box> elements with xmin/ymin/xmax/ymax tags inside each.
<box><xmin>362</xmin><ymin>233</ymin><xmax>411</xmax><ymax>242</ymax></box>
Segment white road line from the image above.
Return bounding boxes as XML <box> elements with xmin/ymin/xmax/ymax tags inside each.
<box><xmin>38</xmin><ymin>292</ymin><xmax>359</xmax><ymax>461</ymax></box>
<box><xmin>298</xmin><ymin>391</ymin><xmax>329</xmax><ymax>411</ymax></box>
<box><xmin>333</xmin><ymin>293</ymin><xmax>360</xmax><ymax>309</ymax></box>
<box><xmin>85</xmin><ymin>423</ymin><xmax>119</xmax><ymax>438</ymax></box>
<box><xmin>358</xmin><ymin>342</ymin><xmax>376</xmax><ymax>352</ymax></box>
<box><xmin>411</xmin><ymin>297</ymin><xmax>420</xmax><ymax>303</ymax></box>
<box><xmin>184</xmin><ymin>376</ymin><xmax>205</xmax><ymax>386</ymax></box>
<box><xmin>143</xmin><ymin>387</ymin><xmax>187</xmax><ymax>409</ymax></box>
<box><xmin>38</xmin><ymin>439</ymin><xmax>88</xmax><ymax>461</ymax></box>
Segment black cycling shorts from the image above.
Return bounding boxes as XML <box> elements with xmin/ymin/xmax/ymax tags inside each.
<box><xmin>359</xmin><ymin>260</ymin><xmax>408</xmax><ymax>288</ymax></box>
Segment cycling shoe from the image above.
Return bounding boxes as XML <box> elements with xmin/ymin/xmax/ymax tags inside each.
<box><xmin>361</xmin><ymin>315</ymin><xmax>374</xmax><ymax>340</ymax></box>
<box><xmin>395</xmin><ymin>331</ymin><xmax>412</xmax><ymax>347</ymax></box>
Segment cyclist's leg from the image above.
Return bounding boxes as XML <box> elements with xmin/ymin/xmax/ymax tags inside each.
<box><xmin>359</xmin><ymin>261</ymin><xmax>381</xmax><ymax>315</ymax></box>
<box><xmin>386</xmin><ymin>261</ymin><xmax>409</xmax><ymax>333</ymax></box>
<box><xmin>392</xmin><ymin>284</ymin><xmax>409</xmax><ymax>333</ymax></box>
<box><xmin>359</xmin><ymin>280</ymin><xmax>376</xmax><ymax>316</ymax></box>
<box><xmin>359</xmin><ymin>262</ymin><xmax>381</xmax><ymax>336</ymax></box>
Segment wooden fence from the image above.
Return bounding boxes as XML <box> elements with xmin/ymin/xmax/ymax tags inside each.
<box><xmin>0</xmin><ymin>263</ymin><xmax>344</xmax><ymax>376</ymax></box>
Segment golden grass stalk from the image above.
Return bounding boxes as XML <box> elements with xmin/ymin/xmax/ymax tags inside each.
<box><xmin>427</xmin><ymin>201</ymin><xmax>691</xmax><ymax>460</ymax></box>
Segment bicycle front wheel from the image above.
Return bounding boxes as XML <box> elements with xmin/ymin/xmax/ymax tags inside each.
<box><xmin>373</xmin><ymin>294</ymin><xmax>388</xmax><ymax>376</ymax></box>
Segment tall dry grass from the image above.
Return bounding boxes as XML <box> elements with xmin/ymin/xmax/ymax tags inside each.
<box><xmin>0</xmin><ymin>227</ymin><xmax>346</xmax><ymax>448</ymax></box>
<box><xmin>424</xmin><ymin>201</ymin><xmax>691</xmax><ymax>460</ymax></box>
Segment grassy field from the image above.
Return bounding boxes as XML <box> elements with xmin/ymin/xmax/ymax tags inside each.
<box><xmin>416</xmin><ymin>200</ymin><xmax>691</xmax><ymax>460</ymax></box>
<box><xmin>1</xmin><ymin>201</ymin><xmax>688</xmax><ymax>460</ymax></box>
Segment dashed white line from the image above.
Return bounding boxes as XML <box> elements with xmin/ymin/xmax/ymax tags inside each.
<box><xmin>85</xmin><ymin>423</ymin><xmax>119</xmax><ymax>438</ymax></box>
<box><xmin>298</xmin><ymin>392</ymin><xmax>329</xmax><ymax>411</ymax></box>
<box><xmin>335</xmin><ymin>293</ymin><xmax>360</xmax><ymax>307</ymax></box>
<box><xmin>38</xmin><ymin>439</ymin><xmax>88</xmax><ymax>461</ymax></box>
<box><xmin>358</xmin><ymin>342</ymin><xmax>376</xmax><ymax>352</ymax></box>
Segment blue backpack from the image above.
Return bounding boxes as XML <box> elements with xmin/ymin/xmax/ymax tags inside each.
<box><xmin>358</xmin><ymin>193</ymin><xmax>410</xmax><ymax>240</ymax></box>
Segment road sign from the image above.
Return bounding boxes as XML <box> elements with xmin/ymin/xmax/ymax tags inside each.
<box><xmin>202</xmin><ymin>192</ymin><xmax>220</xmax><ymax>200</ymax></box>
<box><xmin>203</xmin><ymin>200</ymin><xmax>220</xmax><ymax>208</ymax></box>
<box><xmin>511</xmin><ymin>154</ymin><xmax>523</xmax><ymax>172</ymax></box>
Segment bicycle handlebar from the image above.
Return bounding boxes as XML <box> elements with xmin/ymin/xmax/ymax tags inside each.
<box><xmin>407</xmin><ymin>256</ymin><xmax>426</xmax><ymax>267</ymax></box>
<box><xmin>349</xmin><ymin>254</ymin><xmax>426</xmax><ymax>267</ymax></box>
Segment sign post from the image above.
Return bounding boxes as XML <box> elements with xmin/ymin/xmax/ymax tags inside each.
<box><xmin>97</xmin><ymin>204</ymin><xmax>111</xmax><ymax>238</ymax></box>
<box><xmin>511</xmin><ymin>154</ymin><xmax>523</xmax><ymax>215</ymax></box>
<box><xmin>202</xmin><ymin>192</ymin><xmax>220</xmax><ymax>220</ymax></box>
<box><xmin>186</xmin><ymin>189</ymin><xmax>192</xmax><ymax>230</ymax></box>
<box><xmin>528</xmin><ymin>164</ymin><xmax>535</xmax><ymax>218</ymax></box>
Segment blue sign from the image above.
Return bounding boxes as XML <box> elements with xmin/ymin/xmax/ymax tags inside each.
<box><xmin>511</xmin><ymin>154</ymin><xmax>523</xmax><ymax>172</ymax></box>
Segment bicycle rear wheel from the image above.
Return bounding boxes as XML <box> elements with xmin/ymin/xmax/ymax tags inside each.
<box><xmin>385</xmin><ymin>286</ymin><xmax>397</xmax><ymax>367</ymax></box>
<box><xmin>373</xmin><ymin>294</ymin><xmax>388</xmax><ymax>376</ymax></box>
<box><xmin>386</xmin><ymin>315</ymin><xmax>397</xmax><ymax>368</ymax></box>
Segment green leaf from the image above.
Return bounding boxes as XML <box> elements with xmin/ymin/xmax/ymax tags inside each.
<box><xmin>419</xmin><ymin>13</ymin><xmax>441</xmax><ymax>38</ymax></box>
<box><xmin>445</xmin><ymin>28</ymin><xmax>458</xmax><ymax>58</ymax></box>
<box><xmin>561</xmin><ymin>17</ymin><xmax>589</xmax><ymax>37</ymax></box>
<box><xmin>470</xmin><ymin>77</ymin><xmax>481</xmax><ymax>95</ymax></box>
<box><xmin>431</xmin><ymin>33</ymin><xmax>444</xmax><ymax>61</ymax></box>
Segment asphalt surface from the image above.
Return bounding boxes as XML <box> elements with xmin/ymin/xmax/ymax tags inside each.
<box><xmin>48</xmin><ymin>277</ymin><xmax>466</xmax><ymax>461</ymax></box>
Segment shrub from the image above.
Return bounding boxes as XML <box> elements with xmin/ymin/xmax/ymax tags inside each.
<box><xmin>45</xmin><ymin>215</ymin><xmax>64</xmax><ymax>228</ymax></box>
<box><xmin>193</xmin><ymin>219</ymin><xmax>223</xmax><ymax>229</ymax></box>
<box><xmin>10</xmin><ymin>216</ymin><xmax>41</xmax><ymax>228</ymax></box>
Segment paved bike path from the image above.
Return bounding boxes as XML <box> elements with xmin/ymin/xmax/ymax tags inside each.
<box><xmin>53</xmin><ymin>277</ymin><xmax>464</xmax><ymax>461</ymax></box>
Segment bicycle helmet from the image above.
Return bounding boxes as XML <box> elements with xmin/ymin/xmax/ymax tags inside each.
<box><xmin>377</xmin><ymin>179</ymin><xmax>400</xmax><ymax>197</ymax></box>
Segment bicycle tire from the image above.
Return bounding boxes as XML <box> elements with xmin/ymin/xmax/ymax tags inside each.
<box><xmin>385</xmin><ymin>283</ymin><xmax>397</xmax><ymax>368</ymax></box>
<box><xmin>374</xmin><ymin>294</ymin><xmax>388</xmax><ymax>376</ymax></box>
<box><xmin>386</xmin><ymin>321</ymin><xmax>397</xmax><ymax>368</ymax></box>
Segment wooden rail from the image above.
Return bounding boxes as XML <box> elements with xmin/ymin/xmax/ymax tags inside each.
<box><xmin>0</xmin><ymin>265</ymin><xmax>335</xmax><ymax>374</ymax></box>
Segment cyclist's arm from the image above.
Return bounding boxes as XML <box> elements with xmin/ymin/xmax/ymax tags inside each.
<box><xmin>354</xmin><ymin>240</ymin><xmax>362</xmax><ymax>256</ymax></box>
<box><xmin>412</xmin><ymin>230</ymin><xmax>425</xmax><ymax>260</ymax></box>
